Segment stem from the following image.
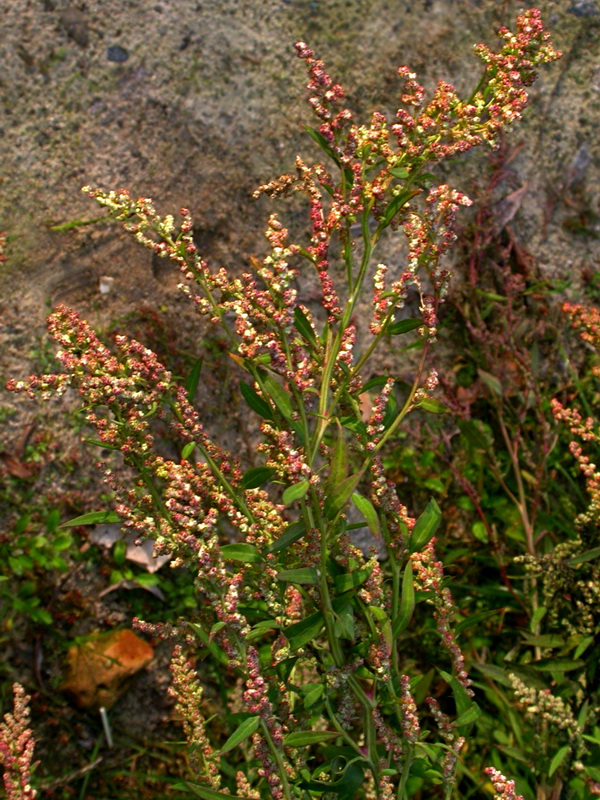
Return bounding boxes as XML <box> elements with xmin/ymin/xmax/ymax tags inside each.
<box><xmin>259</xmin><ymin>720</ymin><xmax>293</xmax><ymax>800</ymax></box>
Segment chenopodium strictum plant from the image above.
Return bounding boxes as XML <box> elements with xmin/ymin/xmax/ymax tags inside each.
<box><xmin>8</xmin><ymin>10</ymin><xmax>559</xmax><ymax>800</ymax></box>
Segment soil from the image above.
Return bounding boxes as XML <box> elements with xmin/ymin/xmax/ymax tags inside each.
<box><xmin>0</xmin><ymin>0</ymin><xmax>598</xmax><ymax>796</ymax></box>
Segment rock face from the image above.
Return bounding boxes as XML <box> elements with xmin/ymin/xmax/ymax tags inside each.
<box><xmin>61</xmin><ymin>629</ymin><xmax>154</xmax><ymax>710</ymax></box>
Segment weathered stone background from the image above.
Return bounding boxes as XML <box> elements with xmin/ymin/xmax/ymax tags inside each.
<box><xmin>1</xmin><ymin>0</ymin><xmax>598</xmax><ymax>436</ymax></box>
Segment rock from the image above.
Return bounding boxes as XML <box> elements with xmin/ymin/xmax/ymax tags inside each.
<box><xmin>61</xmin><ymin>629</ymin><xmax>153</xmax><ymax>710</ymax></box>
<box><xmin>106</xmin><ymin>45</ymin><xmax>129</xmax><ymax>63</ymax></box>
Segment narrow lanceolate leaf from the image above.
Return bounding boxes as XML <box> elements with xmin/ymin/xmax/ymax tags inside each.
<box><xmin>175</xmin><ymin>783</ymin><xmax>250</xmax><ymax>800</ymax></box>
<box><xmin>282</xmin><ymin>480</ymin><xmax>310</xmax><ymax>506</ymax></box>
<box><xmin>548</xmin><ymin>745</ymin><xmax>570</xmax><ymax>778</ymax></box>
<box><xmin>388</xmin><ymin>166</ymin><xmax>409</xmax><ymax>179</ymax></box>
<box><xmin>240</xmin><ymin>466</ymin><xmax>277</xmax><ymax>490</ymax></box>
<box><xmin>326</xmin><ymin>421</ymin><xmax>348</xmax><ymax>494</ymax></box>
<box><xmin>258</xmin><ymin>369</ymin><xmax>293</xmax><ymax>420</ymax></box>
<box><xmin>567</xmin><ymin>546</ymin><xmax>600</xmax><ymax>566</ymax></box>
<box><xmin>392</xmin><ymin>562</ymin><xmax>415</xmax><ymax>637</ymax></box>
<box><xmin>452</xmin><ymin>703</ymin><xmax>481</xmax><ymax>729</ymax></box>
<box><xmin>284</xmin><ymin>610</ymin><xmax>325</xmax><ymax>650</ymax></box>
<box><xmin>265</xmin><ymin>520</ymin><xmax>306</xmax><ymax>554</ymax></box>
<box><xmin>277</xmin><ymin>567</ymin><xmax>319</xmax><ymax>585</ymax></box>
<box><xmin>284</xmin><ymin>730</ymin><xmax>339</xmax><ymax>747</ymax></box>
<box><xmin>185</xmin><ymin>356</ymin><xmax>204</xmax><ymax>404</ymax></box>
<box><xmin>334</xmin><ymin>569</ymin><xmax>370</xmax><ymax>593</ymax></box>
<box><xmin>220</xmin><ymin>543</ymin><xmax>263</xmax><ymax>564</ymax></box>
<box><xmin>478</xmin><ymin>368</ymin><xmax>503</xmax><ymax>397</ymax></box>
<box><xmin>409</xmin><ymin>498</ymin><xmax>441</xmax><ymax>553</ymax></box>
<box><xmin>303</xmin><ymin>125</ymin><xmax>341</xmax><ymax>166</ymax></box>
<box><xmin>181</xmin><ymin>441</ymin><xmax>196</xmax><ymax>461</ymax></box>
<box><xmin>440</xmin><ymin>670</ymin><xmax>473</xmax><ymax>718</ymax></box>
<box><xmin>387</xmin><ymin>318</ymin><xmax>422</xmax><ymax>336</ymax></box>
<box><xmin>381</xmin><ymin>188</ymin><xmax>421</xmax><ymax>227</ymax></box>
<box><xmin>239</xmin><ymin>381</ymin><xmax>274</xmax><ymax>420</ymax></box>
<box><xmin>351</xmin><ymin>492</ymin><xmax>380</xmax><ymax>538</ymax></box>
<box><xmin>219</xmin><ymin>716</ymin><xmax>261</xmax><ymax>755</ymax></box>
<box><xmin>294</xmin><ymin>305</ymin><xmax>317</xmax><ymax>345</ymax></box>
<box><xmin>324</xmin><ymin>472</ymin><xmax>362</xmax><ymax>519</ymax></box>
<box><xmin>59</xmin><ymin>510</ymin><xmax>121</xmax><ymax>528</ymax></box>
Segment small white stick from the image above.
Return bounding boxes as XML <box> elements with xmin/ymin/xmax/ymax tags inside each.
<box><xmin>99</xmin><ymin>706</ymin><xmax>113</xmax><ymax>748</ymax></box>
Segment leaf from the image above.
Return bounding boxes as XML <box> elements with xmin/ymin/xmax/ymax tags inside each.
<box><xmin>387</xmin><ymin>318</ymin><xmax>422</xmax><ymax>335</ymax></box>
<box><xmin>302</xmin><ymin>683</ymin><xmax>324</xmax><ymax>708</ymax></box>
<box><xmin>258</xmin><ymin>369</ymin><xmax>293</xmax><ymax>419</ymax></box>
<box><xmin>409</xmin><ymin>498</ymin><xmax>441</xmax><ymax>553</ymax></box>
<box><xmin>266</xmin><ymin>521</ymin><xmax>306</xmax><ymax>554</ymax></box>
<box><xmin>181</xmin><ymin>441</ymin><xmax>196</xmax><ymax>460</ymax></box>
<box><xmin>240</xmin><ymin>466</ymin><xmax>277</xmax><ymax>490</ymax></box>
<box><xmin>334</xmin><ymin>570</ymin><xmax>370</xmax><ymax>593</ymax></box>
<box><xmin>548</xmin><ymin>745</ymin><xmax>570</xmax><ymax>778</ymax></box>
<box><xmin>478</xmin><ymin>369</ymin><xmax>503</xmax><ymax>397</ymax></box>
<box><xmin>567</xmin><ymin>546</ymin><xmax>600</xmax><ymax>566</ymax></box>
<box><xmin>324</xmin><ymin>472</ymin><xmax>362</xmax><ymax>519</ymax></box>
<box><xmin>220</xmin><ymin>544</ymin><xmax>263</xmax><ymax>564</ymax></box>
<box><xmin>282</xmin><ymin>480</ymin><xmax>310</xmax><ymax>505</ymax></box>
<box><xmin>219</xmin><ymin>716</ymin><xmax>261</xmax><ymax>755</ymax></box>
<box><xmin>453</xmin><ymin>703</ymin><xmax>481</xmax><ymax>728</ymax></box>
<box><xmin>439</xmin><ymin>670</ymin><xmax>472</xmax><ymax>717</ymax></box>
<box><xmin>239</xmin><ymin>381</ymin><xmax>273</xmax><ymax>420</ymax></box>
<box><xmin>472</xmin><ymin>663</ymin><xmax>512</xmax><ymax>687</ymax></box>
<box><xmin>457</xmin><ymin>418</ymin><xmax>493</xmax><ymax>450</ymax></box>
<box><xmin>294</xmin><ymin>306</ymin><xmax>317</xmax><ymax>345</ymax></box>
<box><xmin>388</xmin><ymin>166</ymin><xmax>409</xmax><ymax>179</ymax></box>
<box><xmin>530</xmin><ymin>605</ymin><xmax>547</xmax><ymax>632</ymax></box>
<box><xmin>284</xmin><ymin>730</ymin><xmax>339</xmax><ymax>747</ymax></box>
<box><xmin>59</xmin><ymin>510</ymin><xmax>121</xmax><ymax>528</ymax></box>
<box><xmin>392</xmin><ymin>562</ymin><xmax>415</xmax><ymax>637</ymax></box>
<box><xmin>520</xmin><ymin>633</ymin><xmax>565</xmax><ymax>648</ymax></box>
<box><xmin>284</xmin><ymin>610</ymin><xmax>325</xmax><ymax>650</ymax></box>
<box><xmin>351</xmin><ymin>493</ymin><xmax>380</xmax><ymax>538</ymax></box>
<box><xmin>174</xmin><ymin>785</ymin><xmax>249</xmax><ymax>800</ymax></box>
<box><xmin>185</xmin><ymin>357</ymin><xmax>204</xmax><ymax>404</ymax></box>
<box><xmin>303</xmin><ymin>126</ymin><xmax>341</xmax><ymax>166</ymax></box>
<box><xmin>277</xmin><ymin>567</ymin><xmax>319</xmax><ymax>585</ymax></box>
<box><xmin>530</xmin><ymin>658</ymin><xmax>584</xmax><ymax>673</ymax></box>
<box><xmin>381</xmin><ymin>188</ymin><xmax>422</xmax><ymax>227</ymax></box>
<box><xmin>456</xmin><ymin>608</ymin><xmax>504</xmax><ymax>635</ymax></box>
<box><xmin>418</xmin><ymin>398</ymin><xmax>448</xmax><ymax>414</ymax></box>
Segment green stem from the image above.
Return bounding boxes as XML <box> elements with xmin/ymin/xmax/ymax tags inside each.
<box><xmin>259</xmin><ymin>720</ymin><xmax>293</xmax><ymax>800</ymax></box>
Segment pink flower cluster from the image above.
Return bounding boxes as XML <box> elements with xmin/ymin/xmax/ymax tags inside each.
<box><xmin>0</xmin><ymin>685</ymin><xmax>37</xmax><ymax>800</ymax></box>
<box><xmin>484</xmin><ymin>767</ymin><xmax>524</xmax><ymax>800</ymax></box>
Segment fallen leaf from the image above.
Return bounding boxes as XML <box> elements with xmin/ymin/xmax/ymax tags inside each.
<box><xmin>61</xmin><ymin>629</ymin><xmax>153</xmax><ymax>710</ymax></box>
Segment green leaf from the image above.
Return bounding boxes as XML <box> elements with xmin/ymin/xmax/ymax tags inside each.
<box><xmin>258</xmin><ymin>369</ymin><xmax>293</xmax><ymax>419</ymax></box>
<box><xmin>240</xmin><ymin>466</ymin><xmax>277</xmax><ymax>490</ymax></box>
<box><xmin>530</xmin><ymin>605</ymin><xmax>547</xmax><ymax>632</ymax></box>
<box><xmin>409</xmin><ymin>499</ymin><xmax>441</xmax><ymax>553</ymax></box>
<box><xmin>455</xmin><ymin>608</ymin><xmax>504</xmax><ymax>635</ymax></box>
<box><xmin>457</xmin><ymin>418</ymin><xmax>493</xmax><ymax>450</ymax></box>
<box><xmin>113</xmin><ymin>539</ymin><xmax>127</xmax><ymax>566</ymax></box>
<box><xmin>574</xmin><ymin>636</ymin><xmax>594</xmax><ymax>660</ymax></box>
<box><xmin>392</xmin><ymin>562</ymin><xmax>415</xmax><ymax>637</ymax></box>
<box><xmin>294</xmin><ymin>306</ymin><xmax>317</xmax><ymax>345</ymax></box>
<box><xmin>185</xmin><ymin>357</ymin><xmax>203</xmax><ymax>404</ymax></box>
<box><xmin>219</xmin><ymin>716</ymin><xmax>260</xmax><ymax>755</ymax></box>
<box><xmin>453</xmin><ymin>703</ymin><xmax>481</xmax><ymax>729</ymax></box>
<box><xmin>283</xmin><ymin>480</ymin><xmax>310</xmax><ymax>505</ymax></box>
<box><xmin>220</xmin><ymin>544</ymin><xmax>263</xmax><ymax>564</ymax></box>
<box><xmin>284</xmin><ymin>730</ymin><xmax>339</xmax><ymax>747</ymax></box>
<box><xmin>381</xmin><ymin>188</ymin><xmax>421</xmax><ymax>227</ymax></box>
<box><xmin>439</xmin><ymin>670</ymin><xmax>472</xmax><ymax>717</ymax></box>
<box><xmin>59</xmin><ymin>510</ymin><xmax>121</xmax><ymax>528</ymax></box>
<box><xmin>520</xmin><ymin>633</ymin><xmax>565</xmax><ymax>648</ymax></box>
<box><xmin>324</xmin><ymin>472</ymin><xmax>362</xmax><ymax>519</ymax></box>
<box><xmin>388</xmin><ymin>166</ymin><xmax>409</xmax><ymax>179</ymax></box>
<box><xmin>530</xmin><ymin>658</ymin><xmax>584</xmax><ymax>673</ymax></box>
<box><xmin>334</xmin><ymin>570</ymin><xmax>370</xmax><ymax>593</ymax></box>
<box><xmin>181</xmin><ymin>441</ymin><xmax>196</xmax><ymax>460</ymax></box>
<box><xmin>265</xmin><ymin>521</ymin><xmax>305</xmax><ymax>554</ymax></box>
<box><xmin>548</xmin><ymin>745</ymin><xmax>570</xmax><ymax>778</ymax></box>
<box><xmin>387</xmin><ymin>318</ymin><xmax>422</xmax><ymax>335</ymax></box>
<box><xmin>277</xmin><ymin>567</ymin><xmax>319</xmax><ymax>585</ymax></box>
<box><xmin>303</xmin><ymin>125</ymin><xmax>341</xmax><ymax>166</ymax></box>
<box><xmin>472</xmin><ymin>663</ymin><xmax>512</xmax><ymax>687</ymax></box>
<box><xmin>239</xmin><ymin>381</ymin><xmax>274</xmax><ymax>420</ymax></box>
<box><xmin>418</xmin><ymin>398</ymin><xmax>448</xmax><ymax>414</ymax></box>
<box><xmin>284</xmin><ymin>610</ymin><xmax>325</xmax><ymax>650</ymax></box>
<box><xmin>351</xmin><ymin>493</ymin><xmax>380</xmax><ymax>538</ymax></box>
<box><xmin>173</xmin><ymin>784</ymin><xmax>246</xmax><ymax>800</ymax></box>
<box><xmin>327</xmin><ymin>421</ymin><xmax>348</xmax><ymax>495</ymax></box>
<box><xmin>302</xmin><ymin>683</ymin><xmax>324</xmax><ymax>708</ymax></box>
<box><xmin>567</xmin><ymin>546</ymin><xmax>600</xmax><ymax>566</ymax></box>
<box><xmin>478</xmin><ymin>369</ymin><xmax>503</xmax><ymax>397</ymax></box>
